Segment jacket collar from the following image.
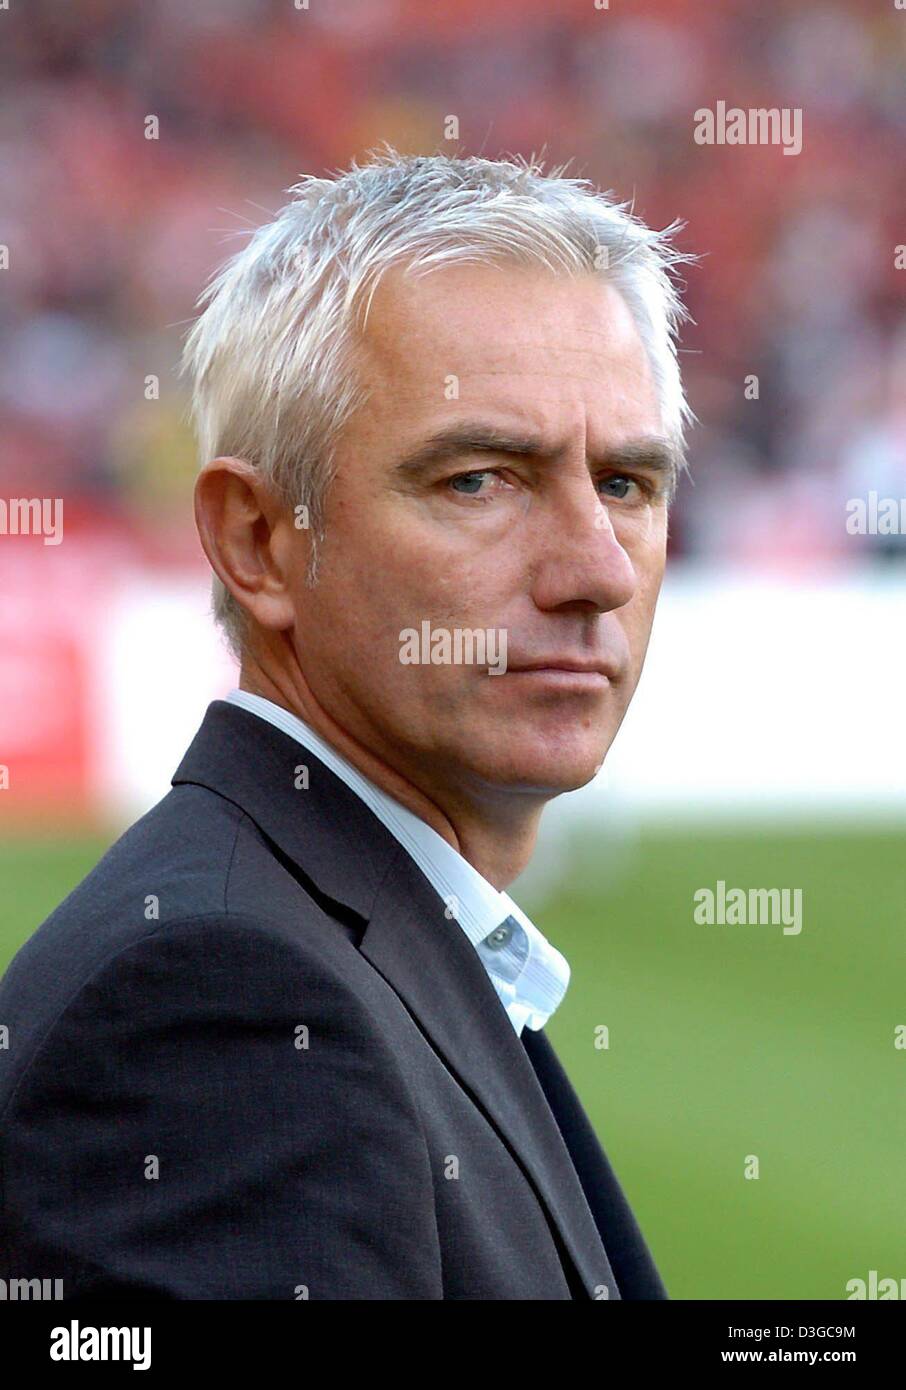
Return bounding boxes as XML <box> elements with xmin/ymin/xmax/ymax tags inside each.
<box><xmin>172</xmin><ymin>699</ymin><xmax>395</xmax><ymax>921</ymax></box>
<box><xmin>172</xmin><ymin>699</ymin><xmax>619</xmax><ymax>1298</ymax></box>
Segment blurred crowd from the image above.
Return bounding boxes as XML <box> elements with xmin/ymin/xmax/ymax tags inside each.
<box><xmin>1</xmin><ymin>0</ymin><xmax>904</xmax><ymax>567</ymax></box>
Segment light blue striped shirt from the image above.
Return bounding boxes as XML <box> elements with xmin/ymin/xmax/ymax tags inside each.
<box><xmin>226</xmin><ymin>689</ymin><xmax>570</xmax><ymax>1035</ymax></box>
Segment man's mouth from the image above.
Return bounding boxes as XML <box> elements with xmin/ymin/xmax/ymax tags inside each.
<box><xmin>496</xmin><ymin>659</ymin><xmax>616</xmax><ymax>689</ymax></box>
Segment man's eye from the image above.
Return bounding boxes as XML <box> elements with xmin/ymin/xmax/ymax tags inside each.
<box><xmin>449</xmin><ymin>469</ymin><xmax>496</xmax><ymax>497</ymax></box>
<box><xmin>598</xmin><ymin>474</ymin><xmax>637</xmax><ymax>501</ymax></box>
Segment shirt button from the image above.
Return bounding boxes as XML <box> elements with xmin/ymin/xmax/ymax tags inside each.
<box><xmin>485</xmin><ymin>923</ymin><xmax>512</xmax><ymax>949</ymax></box>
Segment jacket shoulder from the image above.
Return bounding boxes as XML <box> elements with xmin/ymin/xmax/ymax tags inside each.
<box><xmin>0</xmin><ymin>782</ymin><xmax>356</xmax><ymax>1112</ymax></box>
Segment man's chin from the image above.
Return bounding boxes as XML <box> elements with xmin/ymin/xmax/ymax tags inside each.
<box><xmin>467</xmin><ymin>747</ymin><xmax>610</xmax><ymax>798</ymax></box>
<box><xmin>529</xmin><ymin>760</ymin><xmax>606</xmax><ymax>796</ymax></box>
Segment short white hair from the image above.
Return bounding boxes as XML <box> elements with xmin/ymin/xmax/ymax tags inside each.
<box><xmin>180</xmin><ymin>145</ymin><xmax>695</xmax><ymax>660</ymax></box>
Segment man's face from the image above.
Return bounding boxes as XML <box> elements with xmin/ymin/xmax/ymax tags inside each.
<box><xmin>287</xmin><ymin>260</ymin><xmax>671</xmax><ymax>806</ymax></box>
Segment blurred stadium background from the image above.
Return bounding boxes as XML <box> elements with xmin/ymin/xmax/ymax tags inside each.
<box><xmin>1</xmin><ymin>0</ymin><xmax>904</xmax><ymax>1299</ymax></box>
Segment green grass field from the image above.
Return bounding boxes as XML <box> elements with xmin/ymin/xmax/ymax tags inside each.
<box><xmin>1</xmin><ymin>823</ymin><xmax>903</xmax><ymax>1300</ymax></box>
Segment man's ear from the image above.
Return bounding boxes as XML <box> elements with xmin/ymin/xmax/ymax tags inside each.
<box><xmin>194</xmin><ymin>456</ymin><xmax>298</xmax><ymax>633</ymax></box>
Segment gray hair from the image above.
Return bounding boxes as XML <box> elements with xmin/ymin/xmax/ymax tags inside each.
<box><xmin>179</xmin><ymin>145</ymin><xmax>695</xmax><ymax>661</ymax></box>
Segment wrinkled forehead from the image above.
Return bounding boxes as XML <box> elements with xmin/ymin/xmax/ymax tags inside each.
<box><xmin>353</xmin><ymin>259</ymin><xmax>661</xmax><ymax>439</ymax></box>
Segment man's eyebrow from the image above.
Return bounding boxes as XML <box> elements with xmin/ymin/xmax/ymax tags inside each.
<box><xmin>392</xmin><ymin>422</ymin><xmax>681</xmax><ymax>488</ymax></box>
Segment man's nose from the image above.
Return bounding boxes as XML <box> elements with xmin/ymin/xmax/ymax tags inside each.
<box><xmin>528</xmin><ymin>478</ymin><xmax>638</xmax><ymax>615</ymax></box>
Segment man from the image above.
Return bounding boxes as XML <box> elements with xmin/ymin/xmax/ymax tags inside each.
<box><xmin>0</xmin><ymin>150</ymin><xmax>692</xmax><ymax>1299</ymax></box>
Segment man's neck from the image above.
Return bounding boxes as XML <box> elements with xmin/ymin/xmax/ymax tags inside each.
<box><xmin>237</xmin><ymin>653</ymin><xmax>543</xmax><ymax>890</ymax></box>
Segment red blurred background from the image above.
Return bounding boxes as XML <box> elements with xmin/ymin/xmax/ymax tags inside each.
<box><xmin>1</xmin><ymin>0</ymin><xmax>904</xmax><ymax>821</ymax></box>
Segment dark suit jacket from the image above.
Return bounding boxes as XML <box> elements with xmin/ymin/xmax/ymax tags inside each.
<box><xmin>0</xmin><ymin>699</ymin><xmax>667</xmax><ymax>1300</ymax></box>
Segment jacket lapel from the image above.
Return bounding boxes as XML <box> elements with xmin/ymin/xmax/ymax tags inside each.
<box><xmin>360</xmin><ymin>857</ymin><xmax>620</xmax><ymax>1299</ymax></box>
<box><xmin>521</xmin><ymin>1027</ymin><xmax>668</xmax><ymax>1299</ymax></box>
<box><xmin>172</xmin><ymin>700</ymin><xmax>620</xmax><ymax>1299</ymax></box>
